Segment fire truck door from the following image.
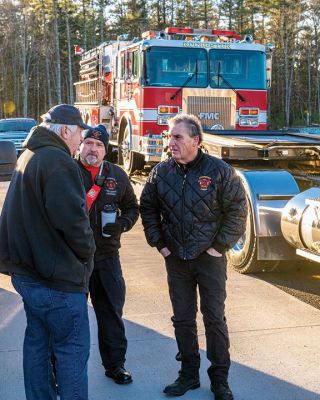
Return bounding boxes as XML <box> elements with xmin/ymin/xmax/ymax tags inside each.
<box><xmin>125</xmin><ymin>51</ymin><xmax>134</xmax><ymax>100</ymax></box>
<box><xmin>118</xmin><ymin>51</ymin><xmax>133</xmax><ymax>100</ymax></box>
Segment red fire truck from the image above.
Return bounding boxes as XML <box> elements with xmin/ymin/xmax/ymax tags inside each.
<box><xmin>74</xmin><ymin>27</ymin><xmax>273</xmax><ymax>174</ymax></box>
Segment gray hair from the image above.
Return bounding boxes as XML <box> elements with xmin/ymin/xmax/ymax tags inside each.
<box><xmin>40</xmin><ymin>122</ymin><xmax>79</xmax><ymax>136</ymax></box>
<box><xmin>168</xmin><ymin>113</ymin><xmax>203</xmax><ymax>144</ymax></box>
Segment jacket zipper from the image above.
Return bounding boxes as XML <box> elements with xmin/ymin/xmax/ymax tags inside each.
<box><xmin>181</xmin><ymin>172</ymin><xmax>187</xmax><ymax>260</ymax></box>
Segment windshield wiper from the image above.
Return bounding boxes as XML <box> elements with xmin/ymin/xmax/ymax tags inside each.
<box><xmin>170</xmin><ymin>60</ymin><xmax>199</xmax><ymax>101</ymax></box>
<box><xmin>215</xmin><ymin>61</ymin><xmax>246</xmax><ymax>102</ymax></box>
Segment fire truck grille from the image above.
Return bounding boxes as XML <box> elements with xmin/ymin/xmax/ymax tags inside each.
<box><xmin>186</xmin><ymin>96</ymin><xmax>234</xmax><ymax>130</ymax></box>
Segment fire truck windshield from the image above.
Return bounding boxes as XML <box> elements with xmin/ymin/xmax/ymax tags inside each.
<box><xmin>145</xmin><ymin>46</ymin><xmax>208</xmax><ymax>87</ymax></box>
<box><xmin>210</xmin><ymin>50</ymin><xmax>266</xmax><ymax>90</ymax></box>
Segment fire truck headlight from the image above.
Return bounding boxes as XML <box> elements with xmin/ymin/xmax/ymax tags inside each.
<box><xmin>157</xmin><ymin>106</ymin><xmax>180</xmax><ymax>125</ymax></box>
<box><xmin>158</xmin><ymin>115</ymin><xmax>171</xmax><ymax>125</ymax></box>
<box><xmin>239</xmin><ymin>117</ymin><xmax>259</xmax><ymax>127</ymax></box>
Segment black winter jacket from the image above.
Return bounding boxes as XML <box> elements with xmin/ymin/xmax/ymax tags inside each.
<box><xmin>0</xmin><ymin>126</ymin><xmax>95</xmax><ymax>293</ymax></box>
<box><xmin>78</xmin><ymin>160</ymin><xmax>139</xmax><ymax>261</ymax></box>
<box><xmin>140</xmin><ymin>149</ymin><xmax>247</xmax><ymax>260</ymax></box>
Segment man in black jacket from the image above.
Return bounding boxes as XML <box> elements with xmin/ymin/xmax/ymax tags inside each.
<box><xmin>78</xmin><ymin>125</ymin><xmax>139</xmax><ymax>385</ymax></box>
<box><xmin>140</xmin><ymin>114</ymin><xmax>247</xmax><ymax>400</ymax></box>
<box><xmin>0</xmin><ymin>104</ymin><xmax>96</xmax><ymax>400</ymax></box>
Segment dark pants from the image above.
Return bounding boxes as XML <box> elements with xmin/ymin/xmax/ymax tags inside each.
<box><xmin>12</xmin><ymin>274</ymin><xmax>90</xmax><ymax>400</ymax></box>
<box><xmin>165</xmin><ymin>252</ymin><xmax>230</xmax><ymax>383</ymax></box>
<box><xmin>89</xmin><ymin>254</ymin><xmax>127</xmax><ymax>370</ymax></box>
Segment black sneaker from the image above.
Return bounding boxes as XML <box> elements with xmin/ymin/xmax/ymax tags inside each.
<box><xmin>211</xmin><ymin>381</ymin><xmax>234</xmax><ymax>400</ymax></box>
<box><xmin>163</xmin><ymin>375</ymin><xmax>200</xmax><ymax>396</ymax></box>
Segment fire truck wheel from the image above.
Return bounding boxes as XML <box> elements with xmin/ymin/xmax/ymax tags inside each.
<box><xmin>120</xmin><ymin>126</ymin><xmax>130</xmax><ymax>169</ymax></box>
<box><xmin>227</xmin><ymin>200</ymin><xmax>278</xmax><ymax>274</ymax></box>
<box><xmin>125</xmin><ymin>151</ymin><xmax>145</xmax><ymax>175</ymax></box>
<box><xmin>120</xmin><ymin>126</ymin><xmax>145</xmax><ymax>174</ymax></box>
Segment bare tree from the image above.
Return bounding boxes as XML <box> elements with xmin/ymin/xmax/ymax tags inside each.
<box><xmin>21</xmin><ymin>12</ymin><xmax>34</xmax><ymax>116</ymax></box>
<box><xmin>64</xmin><ymin>1</ymin><xmax>74</xmax><ymax>103</ymax></box>
<box><xmin>41</xmin><ymin>0</ymin><xmax>52</xmax><ymax>108</ymax></box>
<box><xmin>53</xmin><ymin>0</ymin><xmax>62</xmax><ymax>103</ymax></box>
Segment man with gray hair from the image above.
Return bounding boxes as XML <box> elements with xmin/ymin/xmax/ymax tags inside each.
<box><xmin>0</xmin><ymin>104</ymin><xmax>96</xmax><ymax>400</ymax></box>
<box><xmin>140</xmin><ymin>114</ymin><xmax>247</xmax><ymax>400</ymax></box>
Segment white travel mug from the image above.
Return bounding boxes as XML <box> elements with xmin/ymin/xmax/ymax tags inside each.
<box><xmin>101</xmin><ymin>206</ymin><xmax>116</xmax><ymax>238</ymax></box>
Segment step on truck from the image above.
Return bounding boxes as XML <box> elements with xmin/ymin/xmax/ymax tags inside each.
<box><xmin>74</xmin><ymin>28</ymin><xmax>320</xmax><ymax>273</ymax></box>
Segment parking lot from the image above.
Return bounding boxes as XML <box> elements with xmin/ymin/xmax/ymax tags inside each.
<box><xmin>0</xmin><ymin>182</ymin><xmax>320</xmax><ymax>399</ymax></box>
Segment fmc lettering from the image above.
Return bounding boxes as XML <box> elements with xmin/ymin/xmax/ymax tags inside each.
<box><xmin>198</xmin><ymin>112</ymin><xmax>220</xmax><ymax>120</ymax></box>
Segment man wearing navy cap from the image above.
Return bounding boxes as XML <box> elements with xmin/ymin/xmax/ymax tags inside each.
<box><xmin>78</xmin><ymin>125</ymin><xmax>139</xmax><ymax>385</ymax></box>
<box><xmin>0</xmin><ymin>104</ymin><xmax>96</xmax><ymax>399</ymax></box>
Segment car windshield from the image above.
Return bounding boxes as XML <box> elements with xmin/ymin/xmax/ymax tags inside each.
<box><xmin>209</xmin><ymin>50</ymin><xmax>266</xmax><ymax>90</ymax></box>
<box><xmin>144</xmin><ymin>46</ymin><xmax>208</xmax><ymax>87</ymax></box>
<box><xmin>0</xmin><ymin>119</ymin><xmax>36</xmax><ymax>133</ymax></box>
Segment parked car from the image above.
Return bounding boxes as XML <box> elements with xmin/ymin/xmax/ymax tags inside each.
<box><xmin>0</xmin><ymin>140</ymin><xmax>16</xmax><ymax>181</ymax></box>
<box><xmin>0</xmin><ymin>118</ymin><xmax>36</xmax><ymax>155</ymax></box>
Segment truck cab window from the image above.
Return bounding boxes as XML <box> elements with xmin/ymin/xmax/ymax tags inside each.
<box><xmin>132</xmin><ymin>51</ymin><xmax>139</xmax><ymax>79</ymax></box>
<box><xmin>144</xmin><ymin>46</ymin><xmax>208</xmax><ymax>88</ymax></box>
<box><xmin>210</xmin><ymin>50</ymin><xmax>266</xmax><ymax>90</ymax></box>
<box><xmin>120</xmin><ymin>53</ymin><xmax>125</xmax><ymax>79</ymax></box>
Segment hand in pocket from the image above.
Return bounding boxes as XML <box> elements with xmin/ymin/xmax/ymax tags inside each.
<box><xmin>206</xmin><ymin>247</ymin><xmax>222</xmax><ymax>257</ymax></box>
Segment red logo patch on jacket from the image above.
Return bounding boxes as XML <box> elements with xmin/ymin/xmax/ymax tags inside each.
<box><xmin>105</xmin><ymin>178</ymin><xmax>117</xmax><ymax>191</ymax></box>
<box><xmin>198</xmin><ymin>176</ymin><xmax>212</xmax><ymax>191</ymax></box>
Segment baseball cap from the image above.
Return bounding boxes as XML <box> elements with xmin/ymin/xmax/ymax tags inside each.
<box><xmin>82</xmin><ymin>125</ymin><xmax>109</xmax><ymax>151</ymax></box>
<box><xmin>41</xmin><ymin>104</ymin><xmax>92</xmax><ymax>129</ymax></box>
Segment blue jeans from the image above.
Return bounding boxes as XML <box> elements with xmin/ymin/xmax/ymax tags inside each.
<box><xmin>12</xmin><ymin>274</ymin><xmax>90</xmax><ymax>400</ymax></box>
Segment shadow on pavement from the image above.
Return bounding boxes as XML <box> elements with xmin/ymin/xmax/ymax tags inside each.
<box><xmin>0</xmin><ymin>288</ymin><xmax>318</xmax><ymax>400</ymax></box>
<box><xmin>254</xmin><ymin>262</ymin><xmax>320</xmax><ymax>310</ymax></box>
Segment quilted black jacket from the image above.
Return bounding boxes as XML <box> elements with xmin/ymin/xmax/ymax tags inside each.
<box><xmin>140</xmin><ymin>149</ymin><xmax>248</xmax><ymax>260</ymax></box>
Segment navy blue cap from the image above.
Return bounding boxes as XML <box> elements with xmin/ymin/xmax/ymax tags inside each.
<box><xmin>41</xmin><ymin>104</ymin><xmax>92</xmax><ymax>129</ymax></box>
<box><xmin>82</xmin><ymin>125</ymin><xmax>109</xmax><ymax>151</ymax></box>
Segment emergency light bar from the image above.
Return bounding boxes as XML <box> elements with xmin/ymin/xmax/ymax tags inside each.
<box><xmin>165</xmin><ymin>27</ymin><xmax>241</xmax><ymax>40</ymax></box>
<box><xmin>141</xmin><ymin>27</ymin><xmax>242</xmax><ymax>41</ymax></box>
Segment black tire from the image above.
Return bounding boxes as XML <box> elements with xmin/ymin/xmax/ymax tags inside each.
<box><xmin>227</xmin><ymin>201</ymin><xmax>279</xmax><ymax>274</ymax></box>
<box><xmin>118</xmin><ymin>147</ymin><xmax>123</xmax><ymax>165</ymax></box>
<box><xmin>126</xmin><ymin>151</ymin><xmax>145</xmax><ymax>175</ymax></box>
<box><xmin>106</xmin><ymin>144</ymin><xmax>118</xmax><ymax>164</ymax></box>
<box><xmin>119</xmin><ymin>126</ymin><xmax>145</xmax><ymax>174</ymax></box>
<box><xmin>117</xmin><ymin>125</ymin><xmax>127</xmax><ymax>166</ymax></box>
<box><xmin>122</xmin><ymin>126</ymin><xmax>132</xmax><ymax>171</ymax></box>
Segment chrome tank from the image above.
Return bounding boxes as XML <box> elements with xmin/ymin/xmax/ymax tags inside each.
<box><xmin>281</xmin><ymin>187</ymin><xmax>320</xmax><ymax>256</ymax></box>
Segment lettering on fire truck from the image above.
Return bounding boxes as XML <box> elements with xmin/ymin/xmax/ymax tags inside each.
<box><xmin>198</xmin><ymin>112</ymin><xmax>220</xmax><ymax>121</ymax></box>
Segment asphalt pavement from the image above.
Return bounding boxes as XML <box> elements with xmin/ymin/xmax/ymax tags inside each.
<box><xmin>0</xmin><ymin>207</ymin><xmax>320</xmax><ymax>399</ymax></box>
